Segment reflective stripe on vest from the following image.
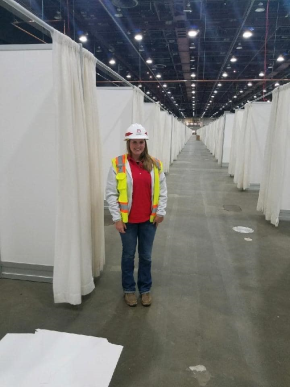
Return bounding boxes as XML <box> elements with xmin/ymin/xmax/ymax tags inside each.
<box><xmin>112</xmin><ymin>154</ymin><xmax>162</xmax><ymax>223</ymax></box>
<box><xmin>112</xmin><ymin>155</ymin><xmax>129</xmax><ymax>223</ymax></box>
<box><xmin>150</xmin><ymin>158</ymin><xmax>162</xmax><ymax>222</ymax></box>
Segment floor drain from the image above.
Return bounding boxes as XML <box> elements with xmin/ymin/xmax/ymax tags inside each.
<box><xmin>223</xmin><ymin>205</ymin><xmax>242</xmax><ymax>212</ymax></box>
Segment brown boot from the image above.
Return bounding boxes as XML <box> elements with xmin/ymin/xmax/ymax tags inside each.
<box><xmin>141</xmin><ymin>292</ymin><xmax>152</xmax><ymax>306</ymax></box>
<box><xmin>124</xmin><ymin>293</ymin><xmax>137</xmax><ymax>307</ymax></box>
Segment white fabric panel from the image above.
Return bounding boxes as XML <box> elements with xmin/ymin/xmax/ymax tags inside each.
<box><xmin>143</xmin><ymin>103</ymin><xmax>160</xmax><ymax>158</ymax></box>
<box><xmin>132</xmin><ymin>87</ymin><xmax>144</xmax><ymax>123</ymax></box>
<box><xmin>243</xmin><ymin>103</ymin><xmax>272</xmax><ymax>189</ymax></box>
<box><xmin>82</xmin><ymin>49</ymin><xmax>105</xmax><ymax>277</ymax></box>
<box><xmin>170</xmin><ymin>119</ymin><xmax>177</xmax><ymax>162</ymax></box>
<box><xmin>234</xmin><ymin>102</ymin><xmax>271</xmax><ymax>190</ymax></box>
<box><xmin>0</xmin><ymin>330</ymin><xmax>123</xmax><ymax>387</ymax></box>
<box><xmin>234</xmin><ymin>105</ymin><xmax>250</xmax><ymax>185</ymax></box>
<box><xmin>228</xmin><ymin>110</ymin><xmax>244</xmax><ymax>175</ymax></box>
<box><xmin>216</xmin><ymin>116</ymin><xmax>225</xmax><ymax>164</ymax></box>
<box><xmin>97</xmin><ymin>87</ymin><xmax>132</xmax><ymax>195</ymax></box>
<box><xmin>0</xmin><ymin>48</ymin><xmax>56</xmax><ymax>266</ymax></box>
<box><xmin>52</xmin><ymin>31</ymin><xmax>95</xmax><ymax>304</ymax></box>
<box><xmin>161</xmin><ymin>112</ymin><xmax>172</xmax><ymax>173</ymax></box>
<box><xmin>222</xmin><ymin>113</ymin><xmax>235</xmax><ymax>164</ymax></box>
<box><xmin>154</xmin><ymin>109</ymin><xmax>165</xmax><ymax>161</ymax></box>
<box><xmin>257</xmin><ymin>83</ymin><xmax>290</xmax><ymax>226</ymax></box>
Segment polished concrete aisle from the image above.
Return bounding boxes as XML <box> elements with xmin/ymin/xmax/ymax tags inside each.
<box><xmin>1</xmin><ymin>137</ymin><xmax>290</xmax><ymax>387</ymax></box>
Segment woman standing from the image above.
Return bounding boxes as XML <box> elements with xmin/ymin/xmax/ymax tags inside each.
<box><xmin>106</xmin><ymin>123</ymin><xmax>167</xmax><ymax>307</ymax></box>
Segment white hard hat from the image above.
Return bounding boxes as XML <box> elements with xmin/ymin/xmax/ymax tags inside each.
<box><xmin>124</xmin><ymin>123</ymin><xmax>149</xmax><ymax>141</ymax></box>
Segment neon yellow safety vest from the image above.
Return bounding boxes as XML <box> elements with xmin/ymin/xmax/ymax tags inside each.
<box><xmin>112</xmin><ymin>154</ymin><xmax>163</xmax><ymax>223</ymax></box>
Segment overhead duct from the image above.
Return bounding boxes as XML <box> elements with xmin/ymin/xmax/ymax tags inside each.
<box><xmin>171</xmin><ymin>1</ymin><xmax>192</xmax><ymax>102</ymax></box>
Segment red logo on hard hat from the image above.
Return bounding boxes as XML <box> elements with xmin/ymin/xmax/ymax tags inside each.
<box><xmin>125</xmin><ymin>132</ymin><xmax>133</xmax><ymax>137</ymax></box>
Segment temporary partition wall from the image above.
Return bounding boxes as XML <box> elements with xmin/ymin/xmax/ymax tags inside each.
<box><xmin>199</xmin><ymin>113</ymin><xmax>234</xmax><ymax>167</ymax></box>
<box><xmin>97</xmin><ymin>87</ymin><xmax>144</xmax><ymax>193</ymax></box>
<box><xmin>0</xmin><ymin>45</ymin><xmax>56</xmax><ymax>281</ymax></box>
<box><xmin>143</xmin><ymin>102</ymin><xmax>160</xmax><ymax>159</ymax></box>
<box><xmin>257</xmin><ymin>83</ymin><xmax>290</xmax><ymax>226</ymax></box>
<box><xmin>159</xmin><ymin>111</ymin><xmax>171</xmax><ymax>173</ymax></box>
<box><xmin>228</xmin><ymin>110</ymin><xmax>244</xmax><ymax>176</ymax></box>
<box><xmin>234</xmin><ymin>102</ymin><xmax>272</xmax><ymax>190</ymax></box>
<box><xmin>220</xmin><ymin>112</ymin><xmax>235</xmax><ymax>166</ymax></box>
<box><xmin>0</xmin><ymin>39</ymin><xmax>105</xmax><ymax>305</ymax></box>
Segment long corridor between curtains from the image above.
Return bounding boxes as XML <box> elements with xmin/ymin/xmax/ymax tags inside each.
<box><xmin>2</xmin><ymin>136</ymin><xmax>290</xmax><ymax>387</ymax></box>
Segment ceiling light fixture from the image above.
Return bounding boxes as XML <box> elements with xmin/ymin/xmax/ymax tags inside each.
<box><xmin>259</xmin><ymin>71</ymin><xmax>265</xmax><ymax>77</ymax></box>
<box><xmin>243</xmin><ymin>30</ymin><xmax>253</xmax><ymax>38</ymax></box>
<box><xmin>162</xmin><ymin>84</ymin><xmax>167</xmax><ymax>88</ymax></box>
<box><xmin>275</xmin><ymin>82</ymin><xmax>280</xmax><ymax>86</ymax></box>
<box><xmin>188</xmin><ymin>29</ymin><xmax>199</xmax><ymax>38</ymax></box>
<box><xmin>109</xmin><ymin>59</ymin><xmax>116</xmax><ymax>65</ymax></box>
<box><xmin>156</xmin><ymin>73</ymin><xmax>162</xmax><ymax>78</ymax></box>
<box><xmin>134</xmin><ymin>33</ymin><xmax>143</xmax><ymax>41</ymax></box>
<box><xmin>217</xmin><ymin>83</ymin><xmax>222</xmax><ymax>87</ymax></box>
<box><xmin>277</xmin><ymin>55</ymin><xmax>285</xmax><ymax>62</ymax></box>
<box><xmin>255</xmin><ymin>2</ymin><xmax>265</xmax><ymax>12</ymax></box>
<box><xmin>146</xmin><ymin>58</ymin><xmax>153</xmax><ymax>64</ymax></box>
<box><xmin>247</xmin><ymin>82</ymin><xmax>253</xmax><ymax>86</ymax></box>
<box><xmin>191</xmin><ymin>73</ymin><xmax>196</xmax><ymax>78</ymax></box>
<box><xmin>126</xmin><ymin>74</ymin><xmax>131</xmax><ymax>79</ymax></box>
<box><xmin>236</xmin><ymin>43</ymin><xmax>243</xmax><ymax>50</ymax></box>
<box><xmin>222</xmin><ymin>72</ymin><xmax>228</xmax><ymax>77</ymax></box>
<box><xmin>230</xmin><ymin>56</ymin><xmax>237</xmax><ymax>62</ymax></box>
<box><xmin>79</xmin><ymin>35</ymin><xmax>87</xmax><ymax>43</ymax></box>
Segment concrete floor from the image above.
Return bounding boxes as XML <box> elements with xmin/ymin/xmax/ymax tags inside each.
<box><xmin>1</xmin><ymin>137</ymin><xmax>290</xmax><ymax>387</ymax></box>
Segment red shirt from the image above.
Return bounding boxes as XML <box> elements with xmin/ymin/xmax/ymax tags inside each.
<box><xmin>128</xmin><ymin>156</ymin><xmax>152</xmax><ymax>223</ymax></box>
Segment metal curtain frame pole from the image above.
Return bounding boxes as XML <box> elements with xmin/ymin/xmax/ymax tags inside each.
<box><xmin>0</xmin><ymin>0</ymin><xmax>166</xmax><ymax>112</ymax></box>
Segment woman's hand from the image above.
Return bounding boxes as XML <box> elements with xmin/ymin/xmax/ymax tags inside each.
<box><xmin>153</xmin><ymin>215</ymin><xmax>164</xmax><ymax>227</ymax></box>
<box><xmin>115</xmin><ymin>220</ymin><xmax>127</xmax><ymax>233</ymax></box>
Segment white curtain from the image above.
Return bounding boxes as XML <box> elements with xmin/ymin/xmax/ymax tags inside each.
<box><xmin>132</xmin><ymin>87</ymin><xmax>144</xmax><ymax>123</ymax></box>
<box><xmin>257</xmin><ymin>83</ymin><xmax>290</xmax><ymax>226</ymax></box>
<box><xmin>52</xmin><ymin>30</ymin><xmax>95</xmax><ymax>304</ymax></box>
<box><xmin>234</xmin><ymin>105</ymin><xmax>250</xmax><ymax>186</ymax></box>
<box><xmin>144</xmin><ymin>103</ymin><xmax>160</xmax><ymax>159</ymax></box>
<box><xmin>82</xmin><ymin>49</ymin><xmax>105</xmax><ymax>277</ymax></box>
<box><xmin>228</xmin><ymin>110</ymin><xmax>244</xmax><ymax>175</ymax></box>
<box><xmin>162</xmin><ymin>113</ymin><xmax>172</xmax><ymax>173</ymax></box>
<box><xmin>216</xmin><ymin>116</ymin><xmax>225</xmax><ymax>165</ymax></box>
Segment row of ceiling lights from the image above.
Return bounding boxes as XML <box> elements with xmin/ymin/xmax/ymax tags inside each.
<box><xmin>208</xmin><ymin>80</ymin><xmax>281</xmax><ymax>118</ymax></box>
<box><xmin>201</xmin><ymin>26</ymin><xmax>287</xmax><ymax>118</ymax></box>
<box><xmin>79</xmin><ymin>25</ymin><xmax>286</xmax><ymax>118</ymax></box>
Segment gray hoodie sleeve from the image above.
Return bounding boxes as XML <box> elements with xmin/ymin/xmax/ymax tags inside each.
<box><xmin>105</xmin><ymin>166</ymin><xmax>122</xmax><ymax>222</ymax></box>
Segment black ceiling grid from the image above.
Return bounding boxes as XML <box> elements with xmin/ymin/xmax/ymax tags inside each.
<box><xmin>0</xmin><ymin>0</ymin><xmax>289</xmax><ymax>120</ymax></box>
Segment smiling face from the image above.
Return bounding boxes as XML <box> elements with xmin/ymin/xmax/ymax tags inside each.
<box><xmin>129</xmin><ymin>139</ymin><xmax>146</xmax><ymax>160</ymax></box>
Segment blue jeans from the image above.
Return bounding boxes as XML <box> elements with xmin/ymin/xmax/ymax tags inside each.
<box><xmin>120</xmin><ymin>221</ymin><xmax>157</xmax><ymax>294</ymax></box>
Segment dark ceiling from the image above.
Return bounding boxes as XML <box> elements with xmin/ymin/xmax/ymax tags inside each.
<box><xmin>1</xmin><ymin>0</ymin><xmax>290</xmax><ymax>120</ymax></box>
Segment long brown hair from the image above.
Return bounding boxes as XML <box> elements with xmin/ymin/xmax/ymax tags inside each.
<box><xmin>126</xmin><ymin>140</ymin><xmax>157</xmax><ymax>172</ymax></box>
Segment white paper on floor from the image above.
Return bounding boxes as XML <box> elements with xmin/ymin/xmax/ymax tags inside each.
<box><xmin>232</xmin><ymin>226</ymin><xmax>254</xmax><ymax>234</ymax></box>
<box><xmin>0</xmin><ymin>330</ymin><xmax>123</xmax><ymax>387</ymax></box>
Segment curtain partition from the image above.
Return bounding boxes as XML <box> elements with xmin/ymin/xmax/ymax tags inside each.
<box><xmin>257</xmin><ymin>83</ymin><xmax>290</xmax><ymax>226</ymax></box>
<box><xmin>52</xmin><ymin>31</ymin><xmax>95</xmax><ymax>304</ymax></box>
<box><xmin>83</xmin><ymin>49</ymin><xmax>105</xmax><ymax>278</ymax></box>
<box><xmin>228</xmin><ymin>110</ymin><xmax>244</xmax><ymax>176</ymax></box>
